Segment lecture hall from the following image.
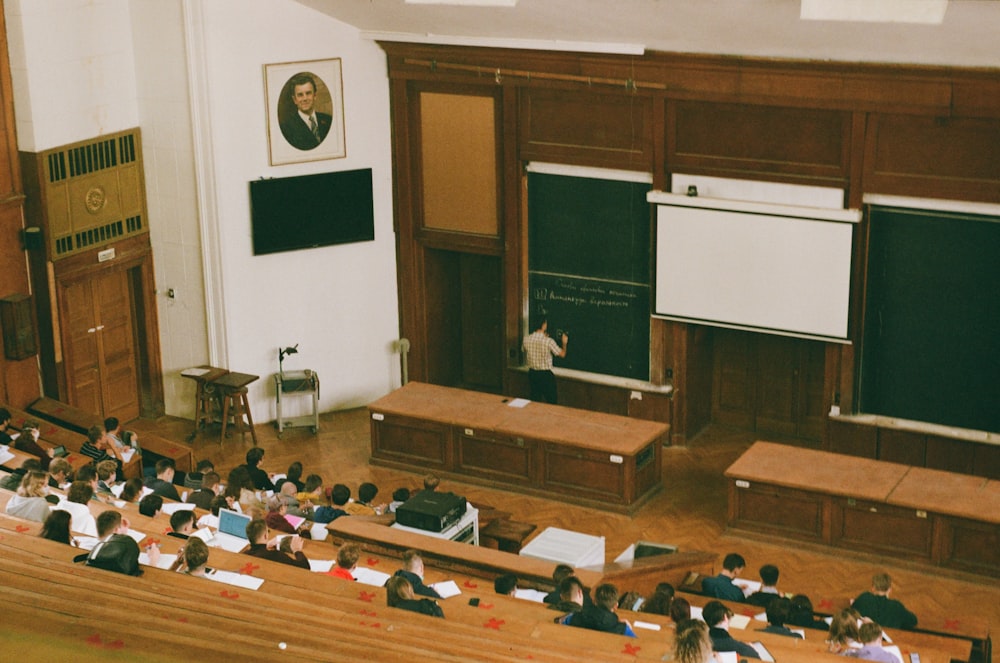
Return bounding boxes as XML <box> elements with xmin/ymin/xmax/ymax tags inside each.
<box><xmin>0</xmin><ymin>1</ymin><xmax>997</xmax><ymax>661</ymax></box>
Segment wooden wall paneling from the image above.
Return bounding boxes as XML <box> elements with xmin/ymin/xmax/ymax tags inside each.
<box><xmin>925</xmin><ymin>435</ymin><xmax>975</xmax><ymax>474</ymax></box>
<box><xmin>626</xmin><ymin>390</ymin><xmax>671</xmax><ymax>425</ymax></box>
<box><xmin>798</xmin><ymin>341</ymin><xmax>828</xmax><ymax>441</ymax></box>
<box><xmin>502</xmin><ymin>87</ymin><xmax>523</xmax><ymax>377</ymax></box>
<box><xmin>877</xmin><ymin>428</ymin><xmax>927</xmax><ymax>467</ymax></box>
<box><xmin>833</xmin><ymin>498</ymin><xmax>934</xmax><ymax>560</ymax></box>
<box><xmin>755</xmin><ymin>334</ymin><xmax>797</xmax><ymax>437</ymax></box>
<box><xmin>711</xmin><ymin>329</ymin><xmax>754</xmax><ymax>430</ymax></box>
<box><xmin>129</xmin><ymin>257</ymin><xmax>164</xmax><ymax>417</ymax></box>
<box><xmin>458</xmin><ymin>253</ymin><xmax>503</xmax><ymax>391</ymax></box>
<box><xmin>938</xmin><ymin>516</ymin><xmax>1000</xmax><ymax>576</ymax></box>
<box><xmin>684</xmin><ymin>324</ymin><xmax>714</xmax><ymax>441</ymax></box>
<box><xmin>826</xmin><ymin>418</ymin><xmax>877</xmax><ymax>457</ymax></box>
<box><xmin>456</xmin><ymin>429</ymin><xmax>535</xmax><ymax>485</ymax></box>
<box><xmin>422</xmin><ymin>248</ymin><xmax>463</xmax><ymax>387</ymax></box>
<box><xmin>971</xmin><ymin>442</ymin><xmax>1000</xmax><ymax>480</ymax></box>
<box><xmin>518</xmin><ymin>87</ymin><xmax>653</xmax><ymax>170</ymax></box>
<box><xmin>729</xmin><ymin>481</ymin><xmax>828</xmax><ymax>542</ymax></box>
<box><xmin>863</xmin><ymin>113</ymin><xmax>1000</xmax><ymax>203</ymax></box>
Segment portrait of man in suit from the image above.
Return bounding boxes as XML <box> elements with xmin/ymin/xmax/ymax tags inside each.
<box><xmin>278</xmin><ymin>72</ymin><xmax>333</xmax><ymax>151</ymax></box>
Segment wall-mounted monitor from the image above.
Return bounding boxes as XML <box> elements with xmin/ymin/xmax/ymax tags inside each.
<box><xmin>250</xmin><ymin>168</ymin><xmax>374</xmax><ymax>256</ymax></box>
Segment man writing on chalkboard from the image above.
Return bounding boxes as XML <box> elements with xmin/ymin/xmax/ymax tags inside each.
<box><xmin>523</xmin><ymin>316</ymin><xmax>568</xmax><ymax>404</ymax></box>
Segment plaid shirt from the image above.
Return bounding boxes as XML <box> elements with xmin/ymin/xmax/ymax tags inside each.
<box><xmin>524</xmin><ymin>331</ymin><xmax>561</xmax><ymax>370</ymax></box>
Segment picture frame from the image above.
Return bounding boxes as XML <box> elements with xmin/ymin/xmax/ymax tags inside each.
<box><xmin>264</xmin><ymin>58</ymin><xmax>346</xmax><ymax>166</ymax></box>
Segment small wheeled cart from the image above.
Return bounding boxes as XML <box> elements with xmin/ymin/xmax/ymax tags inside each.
<box><xmin>274</xmin><ymin>369</ymin><xmax>319</xmax><ymax>437</ymax></box>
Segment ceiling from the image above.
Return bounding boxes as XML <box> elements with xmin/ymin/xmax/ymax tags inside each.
<box><xmin>294</xmin><ymin>0</ymin><xmax>1000</xmax><ymax>69</ymax></box>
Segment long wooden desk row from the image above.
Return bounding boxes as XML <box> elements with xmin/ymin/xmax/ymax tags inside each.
<box><xmin>27</xmin><ymin>397</ymin><xmax>195</xmax><ymax>472</ymax></box>
<box><xmin>368</xmin><ymin>382</ymin><xmax>668</xmax><ymax>513</ymax></box>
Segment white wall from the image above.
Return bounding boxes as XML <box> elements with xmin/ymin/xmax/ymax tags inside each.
<box><xmin>4</xmin><ymin>0</ymin><xmax>401</xmax><ymax>422</ymax></box>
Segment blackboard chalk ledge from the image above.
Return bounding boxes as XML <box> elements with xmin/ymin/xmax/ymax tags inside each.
<box><xmin>831</xmin><ymin>412</ymin><xmax>999</xmax><ymax>446</ymax></box>
<box><xmin>511</xmin><ymin>364</ymin><xmax>673</xmax><ymax>395</ymax></box>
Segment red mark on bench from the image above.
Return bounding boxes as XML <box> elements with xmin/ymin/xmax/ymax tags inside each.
<box><xmin>484</xmin><ymin>617</ymin><xmax>505</xmax><ymax>630</ymax></box>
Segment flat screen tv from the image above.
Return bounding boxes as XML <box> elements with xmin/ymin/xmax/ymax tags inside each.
<box><xmin>250</xmin><ymin>168</ymin><xmax>374</xmax><ymax>256</ymax></box>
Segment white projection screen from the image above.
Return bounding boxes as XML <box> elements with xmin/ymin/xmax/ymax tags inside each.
<box><xmin>649</xmin><ymin>192</ymin><xmax>860</xmax><ymax>342</ymax></box>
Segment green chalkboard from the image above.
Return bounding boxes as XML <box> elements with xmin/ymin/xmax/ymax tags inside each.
<box><xmin>860</xmin><ymin>206</ymin><xmax>1000</xmax><ymax>433</ymax></box>
<box><xmin>527</xmin><ymin>172</ymin><xmax>651</xmax><ymax>380</ymax></box>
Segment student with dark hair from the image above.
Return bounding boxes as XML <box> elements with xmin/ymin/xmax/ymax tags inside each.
<box><xmin>243</xmin><ymin>447</ymin><xmax>274</xmax><ymax>491</ymax></box>
<box><xmin>826</xmin><ymin>607</ymin><xmax>863</xmax><ymax>654</ymax></box>
<box><xmin>242</xmin><ymin>519</ymin><xmax>309</xmax><ymax>569</ymax></box>
<box><xmin>562</xmin><ymin>583</ymin><xmax>636</xmax><ymax>637</ymax></box>
<box><xmin>169</xmin><ymin>509</ymin><xmax>196</xmax><ymax>539</ymax></box>
<box><xmin>104</xmin><ymin>416</ymin><xmax>124</xmax><ymax>451</ymax></box>
<box><xmin>47</xmin><ymin>458</ymin><xmax>73</xmax><ymax>489</ymax></box>
<box><xmin>670</xmin><ymin>596</ymin><xmax>692</xmax><ymax>623</ymax></box>
<box><xmin>275</xmin><ymin>461</ymin><xmax>304</xmax><ymax>493</ymax></box>
<box><xmin>851</xmin><ymin>572</ymin><xmax>918</xmax><ymax>630</ymax></box>
<box><xmin>543</xmin><ymin>564</ymin><xmax>575</xmax><ymax>604</ymax></box>
<box><xmin>843</xmin><ymin>621</ymin><xmax>899</xmax><ymax>662</ymax></box>
<box><xmin>184</xmin><ymin>459</ymin><xmax>215</xmax><ymax>490</ymax></box>
<box><xmin>701</xmin><ymin>552</ymin><xmax>747</xmax><ymax>602</ymax></box>
<box><xmin>760</xmin><ymin>597</ymin><xmax>802</xmax><ymax>638</ymax></box>
<box><xmin>226</xmin><ymin>465</ymin><xmax>260</xmax><ymax>511</ymax></box>
<box><xmin>186</xmin><ymin>471</ymin><xmax>220</xmax><ymax>510</ymax></box>
<box><xmin>80</xmin><ymin>425</ymin><xmax>123</xmax><ymax>468</ymax></box>
<box><xmin>95</xmin><ymin>460</ymin><xmax>118</xmax><ymax>496</ymax></box>
<box><xmin>389</xmin><ymin>550</ymin><xmax>441</xmax><ymax>598</ymax></box>
<box><xmin>345</xmin><ymin>481</ymin><xmax>379</xmax><ymax>516</ymax></box>
<box><xmin>313</xmin><ymin>483</ymin><xmax>350</xmax><ymax>524</ymax></box>
<box><xmin>386</xmin><ymin>576</ymin><xmax>444</xmax><ymax>618</ymax></box>
<box><xmin>40</xmin><ymin>509</ymin><xmax>74</xmax><ymax>545</ymax></box>
<box><xmin>78</xmin><ymin>510</ymin><xmax>155</xmax><ymax>576</ymax></box>
<box><xmin>120</xmin><ymin>477</ymin><xmax>145</xmax><ymax>504</ymax></box>
<box><xmin>548</xmin><ymin>576</ymin><xmax>587</xmax><ymax>615</ymax></box>
<box><xmin>12</xmin><ymin>421</ymin><xmax>54</xmax><ymax>471</ymax></box>
<box><xmin>494</xmin><ymin>573</ymin><xmax>518</xmax><ymax>597</ymax></box>
<box><xmin>144</xmin><ymin>459</ymin><xmax>180</xmax><ymax>500</ymax></box>
<box><xmin>138</xmin><ymin>493</ymin><xmax>164</xmax><ymax>518</ymax></box>
<box><xmin>178</xmin><ymin>537</ymin><xmax>211</xmax><ymax>577</ymax></box>
<box><xmin>641</xmin><ymin>582</ymin><xmax>675</xmax><ymax>616</ymax></box>
<box><xmin>747</xmin><ymin>563</ymin><xmax>782</xmax><ymax>607</ymax></box>
<box><xmin>787</xmin><ymin>593</ymin><xmax>828</xmax><ymax>630</ymax></box>
<box><xmin>0</xmin><ymin>407</ymin><xmax>12</xmax><ymax>445</ymax></box>
<box><xmin>388</xmin><ymin>487</ymin><xmax>410</xmax><ymax>513</ymax></box>
<box><xmin>703</xmin><ymin>600</ymin><xmax>760</xmax><ymax>659</ymax></box>
<box><xmin>1</xmin><ymin>457</ymin><xmax>42</xmax><ymax>491</ymax></box>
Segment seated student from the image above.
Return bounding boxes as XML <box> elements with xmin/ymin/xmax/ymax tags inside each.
<box><xmin>702</xmin><ymin>552</ymin><xmax>747</xmax><ymax>602</ymax></box>
<box><xmin>278</xmin><ymin>481</ymin><xmax>312</xmax><ymax>520</ymax></box>
<box><xmin>186</xmin><ymin>471</ymin><xmax>220</xmax><ymax>511</ymax></box>
<box><xmin>197</xmin><ymin>494</ymin><xmax>231</xmax><ymax>529</ymax></box>
<box><xmin>168</xmin><ymin>509</ymin><xmax>196</xmax><ymax>539</ymax></box>
<box><xmin>389</xmin><ymin>549</ymin><xmax>441</xmax><ymax>598</ymax></box>
<box><xmin>144</xmin><ymin>459</ymin><xmax>181</xmax><ymax>501</ymax></box>
<box><xmin>746</xmin><ymin>563</ymin><xmax>782</xmax><ymax>607</ymax></box>
<box><xmin>826</xmin><ymin>607</ymin><xmax>864</xmax><ymax>654</ymax></box>
<box><xmin>674</xmin><ymin>618</ymin><xmax>715</xmax><ymax>663</ymax></box>
<box><xmin>242</xmin><ymin>447</ymin><xmax>274</xmax><ymax>492</ymax></box>
<box><xmin>543</xmin><ymin>564</ymin><xmax>576</xmax><ymax>604</ymax></box>
<box><xmin>618</xmin><ymin>590</ymin><xmax>646</xmax><ymax>613</ymax></box>
<box><xmin>851</xmin><ymin>572</ymin><xmax>918</xmax><ymax>630</ymax></box>
<box><xmin>74</xmin><ymin>465</ymin><xmax>108</xmax><ymax>504</ymax></box>
<box><xmin>274</xmin><ymin>461</ymin><xmax>304</xmax><ymax>493</ymax></box>
<box><xmin>297</xmin><ymin>474</ymin><xmax>324</xmax><ymax>503</ymax></box>
<box><xmin>57</xmin><ymin>481</ymin><xmax>98</xmax><ymax>536</ymax></box>
<box><xmin>176</xmin><ymin>537</ymin><xmax>211</xmax><ymax>577</ymax></box>
<box><xmin>138</xmin><ymin>493</ymin><xmax>164</xmax><ymax>518</ymax></box>
<box><xmin>6</xmin><ymin>470</ymin><xmax>52</xmax><ymax>522</ymax></box>
<box><xmin>345</xmin><ymin>481</ymin><xmax>380</xmax><ymax>515</ymax></box>
<box><xmin>843</xmin><ymin>621</ymin><xmax>899</xmax><ymax>662</ymax></box>
<box><xmin>670</xmin><ymin>596</ymin><xmax>692</xmax><ymax>624</ymax></box>
<box><xmin>242</xmin><ymin>519</ymin><xmax>309</xmax><ymax>569</ymax></box>
<box><xmin>494</xmin><ymin>573</ymin><xmax>518</xmax><ymax>597</ymax></box>
<box><xmin>80</xmin><ymin>425</ymin><xmax>124</xmax><ymax>470</ymax></box>
<box><xmin>95</xmin><ymin>460</ymin><xmax>119</xmax><ymax>496</ymax></box>
<box><xmin>226</xmin><ymin>465</ymin><xmax>261</xmax><ymax>512</ymax></box>
<box><xmin>183</xmin><ymin>459</ymin><xmax>215</xmax><ymax>491</ymax></box>
<box><xmin>548</xmin><ymin>576</ymin><xmax>587</xmax><ymax>615</ymax></box>
<box><xmin>324</xmin><ymin>543</ymin><xmax>361</xmax><ymax>581</ymax></box>
<box><xmin>120</xmin><ymin>477</ymin><xmax>145</xmax><ymax>504</ymax></box>
<box><xmin>313</xmin><ymin>484</ymin><xmax>350</xmax><ymax>524</ymax></box>
<box><xmin>12</xmin><ymin>421</ymin><xmax>54</xmax><ymax>471</ymax></box>
<box><xmin>1</xmin><ymin>457</ymin><xmax>42</xmax><ymax>491</ymax></box>
<box><xmin>641</xmin><ymin>582</ymin><xmax>676</xmax><ymax>616</ymax></box>
<box><xmin>421</xmin><ymin>474</ymin><xmax>439</xmax><ymax>494</ymax></box>
<box><xmin>40</xmin><ymin>509</ymin><xmax>74</xmax><ymax>545</ymax></box>
<box><xmin>703</xmin><ymin>600</ymin><xmax>760</xmax><ymax>659</ymax></box>
<box><xmin>386</xmin><ymin>576</ymin><xmax>444</xmax><ymax>618</ymax></box>
<box><xmin>759</xmin><ymin>596</ymin><xmax>803</xmax><ymax>639</ymax></box>
<box><xmin>561</xmin><ymin>583</ymin><xmax>636</xmax><ymax>637</ymax></box>
<box><xmin>77</xmin><ymin>509</ymin><xmax>156</xmax><ymax>576</ymax></box>
<box><xmin>787</xmin><ymin>593</ymin><xmax>829</xmax><ymax>630</ymax></box>
<box><xmin>387</xmin><ymin>487</ymin><xmax>410</xmax><ymax>513</ymax></box>
<box><xmin>47</xmin><ymin>458</ymin><xmax>73</xmax><ymax>490</ymax></box>
<box><xmin>0</xmin><ymin>406</ymin><xmax>13</xmax><ymax>444</ymax></box>
<box><xmin>264</xmin><ymin>494</ymin><xmax>309</xmax><ymax>535</ymax></box>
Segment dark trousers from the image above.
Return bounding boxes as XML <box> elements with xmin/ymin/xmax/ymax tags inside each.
<box><xmin>529</xmin><ymin>369</ymin><xmax>558</xmax><ymax>404</ymax></box>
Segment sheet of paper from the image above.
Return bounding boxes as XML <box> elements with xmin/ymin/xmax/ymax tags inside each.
<box><xmin>212</xmin><ymin>536</ymin><xmax>249</xmax><ymax>553</ymax></box>
<box><xmin>309</xmin><ymin>559</ymin><xmax>336</xmax><ymax>573</ymax></box>
<box><xmin>126</xmin><ymin>529</ymin><xmax>148</xmax><ymax>544</ymax></box>
<box><xmin>716</xmin><ymin>652</ymin><xmax>738</xmax><ymax>663</ymax></box>
<box><xmin>352</xmin><ymin>566</ymin><xmax>391</xmax><ymax>587</ymax></box>
<box><xmin>729</xmin><ymin>614</ymin><xmax>751</xmax><ymax>630</ymax></box>
<box><xmin>73</xmin><ymin>536</ymin><xmax>100</xmax><ymax>551</ymax></box>
<box><xmin>735</xmin><ymin>577</ymin><xmax>761</xmax><ymax>597</ymax></box>
<box><xmin>750</xmin><ymin>642</ymin><xmax>775</xmax><ymax>663</ymax></box>
<box><xmin>632</xmin><ymin>620</ymin><xmax>661</xmax><ymax>631</ymax></box>
<box><xmin>754</xmin><ymin>611</ymin><xmax>767</xmax><ymax>622</ymax></box>
<box><xmin>139</xmin><ymin>552</ymin><xmax>178</xmax><ymax>570</ymax></box>
<box><xmin>513</xmin><ymin>588</ymin><xmax>548</xmax><ymax>603</ymax></box>
<box><xmin>197</xmin><ymin>514</ymin><xmax>219</xmax><ymax>529</ymax></box>
<box><xmin>506</xmin><ymin>398</ymin><xmax>530</xmax><ymax>408</ymax></box>
<box><xmin>309</xmin><ymin>522</ymin><xmax>328</xmax><ymax>541</ymax></box>
<box><xmin>690</xmin><ymin>605</ymin><xmax>703</xmax><ymax>620</ymax></box>
<box><xmin>0</xmin><ymin>449</ymin><xmax>15</xmax><ymax>466</ymax></box>
<box><xmin>430</xmin><ymin>580</ymin><xmax>461</xmax><ymax>599</ymax></box>
<box><xmin>190</xmin><ymin>528</ymin><xmax>214</xmax><ymax>544</ymax></box>
<box><xmin>120</xmin><ymin>448</ymin><xmax>136</xmax><ymax>463</ymax></box>
<box><xmin>180</xmin><ymin>367</ymin><xmax>211</xmax><ymax>377</ymax></box>
<box><xmin>110</xmin><ymin>483</ymin><xmax>124</xmax><ymax>498</ymax></box>
<box><xmin>161</xmin><ymin>501</ymin><xmax>197</xmax><ymax>515</ymax></box>
<box><xmin>207</xmin><ymin>569</ymin><xmax>265</xmax><ymax>590</ymax></box>
<box><xmin>141</xmin><ymin>486</ymin><xmax>154</xmax><ymax>499</ymax></box>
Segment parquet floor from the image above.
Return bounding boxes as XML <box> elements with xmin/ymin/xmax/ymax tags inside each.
<box><xmin>130</xmin><ymin>407</ymin><xmax>999</xmax><ymax>639</ymax></box>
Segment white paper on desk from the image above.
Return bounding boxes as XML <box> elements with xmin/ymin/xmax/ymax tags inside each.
<box><xmin>110</xmin><ymin>483</ymin><xmax>124</xmax><ymax>498</ymax></box>
<box><xmin>791</xmin><ymin>628</ymin><xmax>805</xmax><ymax>638</ymax></box>
<box><xmin>881</xmin><ymin>645</ymin><xmax>904</xmax><ymax>663</ymax></box>
<box><xmin>161</xmin><ymin>502</ymin><xmax>197</xmax><ymax>515</ymax></box>
<box><xmin>716</xmin><ymin>652</ymin><xmax>738</xmax><ymax>663</ymax></box>
<box><xmin>309</xmin><ymin>559</ymin><xmax>335</xmax><ymax>573</ymax></box>
<box><xmin>309</xmin><ymin>522</ymin><xmax>328</xmax><ymax>541</ymax></box>
<box><xmin>0</xmin><ymin>449</ymin><xmax>15</xmax><ymax>466</ymax></box>
<box><xmin>750</xmin><ymin>642</ymin><xmax>775</xmax><ymax>663</ymax></box>
<box><xmin>632</xmin><ymin>620</ymin><xmax>661</xmax><ymax>631</ymax></box>
<box><xmin>197</xmin><ymin>514</ymin><xmax>219</xmax><ymax>529</ymax></box>
<box><xmin>73</xmin><ymin>536</ymin><xmax>100</xmax><ymax>551</ymax></box>
<box><xmin>754</xmin><ymin>611</ymin><xmax>767</xmax><ymax>622</ymax></box>
<box><xmin>353</xmin><ymin>567</ymin><xmax>391</xmax><ymax>587</ymax></box>
<box><xmin>881</xmin><ymin>630</ymin><xmax>893</xmax><ymax>644</ymax></box>
<box><xmin>729</xmin><ymin>614</ymin><xmax>751</xmax><ymax>630</ymax></box>
<box><xmin>690</xmin><ymin>605</ymin><xmax>704</xmax><ymax>621</ymax></box>
<box><xmin>181</xmin><ymin>367</ymin><xmax>211</xmax><ymax>377</ymax></box>
<box><xmin>111</xmin><ymin>499</ymin><xmax>125</xmax><ymax>508</ymax></box>
<box><xmin>125</xmin><ymin>529</ymin><xmax>148</xmax><ymax>544</ymax></box>
<box><xmin>213</xmin><ymin>536</ymin><xmax>249</xmax><ymax>553</ymax></box>
<box><xmin>513</xmin><ymin>588</ymin><xmax>548</xmax><ymax>603</ymax></box>
<box><xmin>120</xmin><ymin>448</ymin><xmax>136</xmax><ymax>463</ymax></box>
<box><xmin>430</xmin><ymin>580</ymin><xmax>461</xmax><ymax>599</ymax></box>
<box><xmin>141</xmin><ymin>486</ymin><xmax>153</xmax><ymax>499</ymax></box>
<box><xmin>139</xmin><ymin>552</ymin><xmax>178</xmax><ymax>570</ymax></box>
<box><xmin>206</xmin><ymin>569</ymin><xmax>264</xmax><ymax>590</ymax></box>
<box><xmin>735</xmin><ymin>577</ymin><xmax>761</xmax><ymax>597</ymax></box>
<box><xmin>190</xmin><ymin>528</ymin><xmax>214</xmax><ymax>544</ymax></box>
<box><xmin>506</xmin><ymin>398</ymin><xmax>530</xmax><ymax>408</ymax></box>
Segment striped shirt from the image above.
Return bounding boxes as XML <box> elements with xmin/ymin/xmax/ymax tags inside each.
<box><xmin>523</xmin><ymin>331</ymin><xmax>561</xmax><ymax>370</ymax></box>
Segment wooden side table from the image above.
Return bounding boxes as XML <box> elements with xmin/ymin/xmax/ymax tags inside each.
<box><xmin>180</xmin><ymin>365</ymin><xmax>229</xmax><ymax>440</ymax></box>
<box><xmin>213</xmin><ymin>371</ymin><xmax>260</xmax><ymax>446</ymax></box>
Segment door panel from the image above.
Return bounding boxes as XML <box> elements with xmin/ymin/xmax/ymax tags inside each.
<box><xmin>712</xmin><ymin>330</ymin><xmax>754</xmax><ymax>428</ymax></box>
<box><xmin>62</xmin><ymin>279</ymin><xmax>102</xmax><ymax>416</ymax></box>
<box><xmin>94</xmin><ymin>271</ymin><xmax>139</xmax><ymax>420</ymax></box>
<box><xmin>756</xmin><ymin>334</ymin><xmax>797</xmax><ymax>436</ymax></box>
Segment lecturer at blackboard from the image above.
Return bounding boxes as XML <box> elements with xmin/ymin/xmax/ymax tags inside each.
<box><xmin>523</xmin><ymin>317</ymin><xmax>568</xmax><ymax>404</ymax></box>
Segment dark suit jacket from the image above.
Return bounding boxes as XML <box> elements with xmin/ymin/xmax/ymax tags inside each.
<box><xmin>279</xmin><ymin>111</ymin><xmax>332</xmax><ymax>151</ymax></box>
<box><xmin>186</xmin><ymin>488</ymin><xmax>215</xmax><ymax>511</ymax></box>
<box><xmin>709</xmin><ymin>626</ymin><xmax>761</xmax><ymax>659</ymax></box>
<box><xmin>144</xmin><ymin>476</ymin><xmax>180</xmax><ymax>501</ymax></box>
<box><xmin>702</xmin><ymin>573</ymin><xmax>745</xmax><ymax>602</ymax></box>
<box><xmin>393</xmin><ymin>569</ymin><xmax>441</xmax><ymax>599</ymax></box>
<box><xmin>852</xmin><ymin>592</ymin><xmax>918</xmax><ymax>629</ymax></box>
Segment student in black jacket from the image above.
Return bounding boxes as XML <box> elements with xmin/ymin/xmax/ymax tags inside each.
<box><xmin>703</xmin><ymin>600</ymin><xmax>760</xmax><ymax>659</ymax></box>
<box><xmin>852</xmin><ymin>572</ymin><xmax>918</xmax><ymax>630</ymax></box>
<box><xmin>386</xmin><ymin>576</ymin><xmax>444</xmax><ymax>618</ymax></box>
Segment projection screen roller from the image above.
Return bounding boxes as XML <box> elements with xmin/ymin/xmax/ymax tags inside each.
<box><xmin>649</xmin><ymin>192</ymin><xmax>860</xmax><ymax>342</ymax></box>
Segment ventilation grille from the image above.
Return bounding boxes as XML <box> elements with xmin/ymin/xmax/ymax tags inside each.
<box><xmin>46</xmin><ymin>134</ymin><xmax>136</xmax><ymax>184</ymax></box>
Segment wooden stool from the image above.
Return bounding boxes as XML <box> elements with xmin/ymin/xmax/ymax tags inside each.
<box><xmin>180</xmin><ymin>366</ymin><xmax>228</xmax><ymax>440</ymax></box>
<box><xmin>212</xmin><ymin>371</ymin><xmax>259</xmax><ymax>446</ymax></box>
<box><xmin>480</xmin><ymin>519</ymin><xmax>538</xmax><ymax>554</ymax></box>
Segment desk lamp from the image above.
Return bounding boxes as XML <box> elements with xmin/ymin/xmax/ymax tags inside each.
<box><xmin>278</xmin><ymin>344</ymin><xmax>299</xmax><ymax>375</ymax></box>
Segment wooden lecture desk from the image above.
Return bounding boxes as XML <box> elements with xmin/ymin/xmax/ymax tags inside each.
<box><xmin>368</xmin><ymin>382</ymin><xmax>667</xmax><ymax>513</ymax></box>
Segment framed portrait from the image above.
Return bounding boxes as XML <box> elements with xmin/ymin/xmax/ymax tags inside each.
<box><xmin>264</xmin><ymin>58</ymin><xmax>346</xmax><ymax>166</ymax></box>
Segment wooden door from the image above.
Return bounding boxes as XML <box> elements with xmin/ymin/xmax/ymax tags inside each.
<box><xmin>755</xmin><ymin>334</ymin><xmax>798</xmax><ymax>436</ymax></box>
<box><xmin>60</xmin><ymin>269</ymin><xmax>140</xmax><ymax>421</ymax></box>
